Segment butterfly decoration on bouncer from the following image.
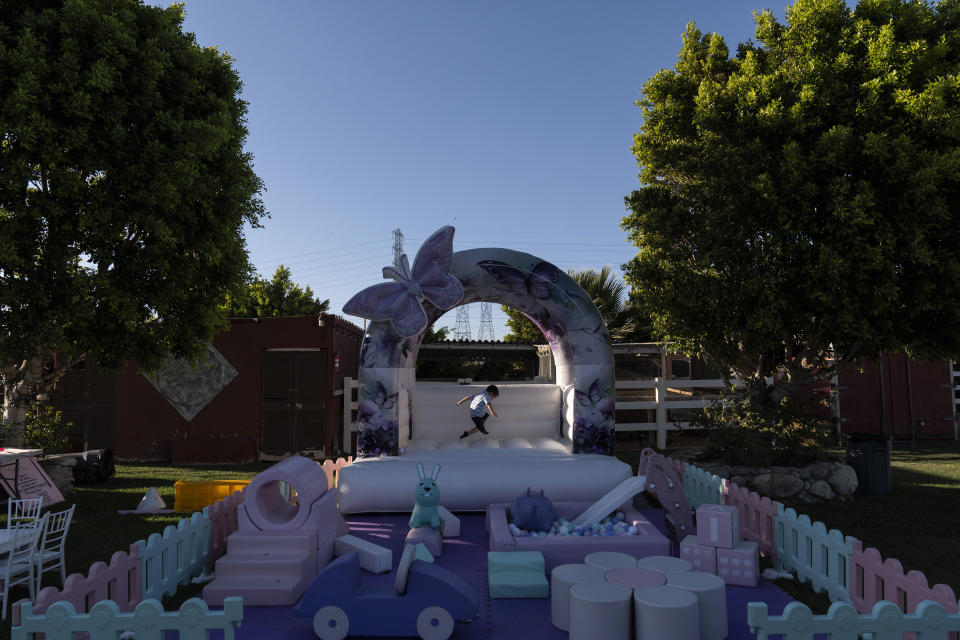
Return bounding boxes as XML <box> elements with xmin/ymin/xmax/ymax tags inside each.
<box><xmin>344</xmin><ymin>226</ymin><xmax>464</xmax><ymax>337</ymax></box>
<box><xmin>476</xmin><ymin>260</ymin><xmax>562</xmax><ymax>300</ymax></box>
<box><xmin>371</xmin><ymin>381</ymin><xmax>397</xmax><ymax>410</ymax></box>
<box><xmin>575</xmin><ymin>379</ymin><xmax>603</xmax><ymax>408</ymax></box>
<box><xmin>576</xmin><ymin>378</ymin><xmax>614</xmax><ymax>420</ymax></box>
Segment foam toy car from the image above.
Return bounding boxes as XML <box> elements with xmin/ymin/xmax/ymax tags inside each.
<box><xmin>294</xmin><ymin>544</ymin><xmax>480</xmax><ymax>639</ymax></box>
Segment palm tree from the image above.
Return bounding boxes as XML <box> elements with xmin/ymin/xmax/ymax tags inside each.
<box><xmin>569</xmin><ymin>266</ymin><xmax>646</xmax><ymax>342</ymax></box>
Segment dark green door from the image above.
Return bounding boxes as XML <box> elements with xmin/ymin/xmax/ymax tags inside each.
<box><xmin>260</xmin><ymin>350</ymin><xmax>326</xmax><ymax>455</ymax></box>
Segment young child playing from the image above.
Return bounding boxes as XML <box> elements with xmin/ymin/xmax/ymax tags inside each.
<box><xmin>458</xmin><ymin>385</ymin><xmax>499</xmax><ymax>438</ymax></box>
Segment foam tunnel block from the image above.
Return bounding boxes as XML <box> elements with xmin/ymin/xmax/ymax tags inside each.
<box><xmin>244</xmin><ymin>456</ymin><xmax>331</xmax><ymax>531</ymax></box>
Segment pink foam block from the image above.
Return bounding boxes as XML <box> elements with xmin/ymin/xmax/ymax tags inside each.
<box><xmin>696</xmin><ymin>504</ymin><xmax>739</xmax><ymax>549</ymax></box>
<box><xmin>680</xmin><ymin>535</ymin><xmax>717</xmax><ymax>574</ymax></box>
<box><xmin>716</xmin><ymin>541</ymin><xmax>759</xmax><ymax>587</ymax></box>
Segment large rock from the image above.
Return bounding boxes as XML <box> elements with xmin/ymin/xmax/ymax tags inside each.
<box><xmin>752</xmin><ymin>473</ymin><xmax>804</xmax><ymax>500</ymax></box>
<box><xmin>39</xmin><ymin>455</ymin><xmax>77</xmax><ymax>497</ymax></box>
<box><xmin>808</xmin><ymin>463</ymin><xmax>833</xmax><ymax>480</ymax></box>
<box><xmin>808</xmin><ymin>480</ymin><xmax>835</xmax><ymax>501</ymax></box>
<box><xmin>827</xmin><ymin>465</ymin><xmax>859</xmax><ymax>498</ymax></box>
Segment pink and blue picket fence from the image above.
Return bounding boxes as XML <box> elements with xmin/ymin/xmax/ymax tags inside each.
<box><xmin>11</xmin><ymin>489</ymin><xmax>246</xmax><ymax>629</ymax></box>
<box><xmin>671</xmin><ymin>455</ymin><xmax>959</xmax><ymax>635</ymax></box>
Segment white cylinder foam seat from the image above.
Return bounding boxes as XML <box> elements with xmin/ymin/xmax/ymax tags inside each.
<box><xmin>604</xmin><ymin>568</ymin><xmax>666</xmax><ymax>589</ymax></box>
<box><xmin>243</xmin><ymin>456</ymin><xmax>330</xmax><ymax>530</ymax></box>
<box><xmin>569</xmin><ymin>581</ymin><xmax>633</xmax><ymax>640</ymax></box>
<box><xmin>584</xmin><ymin>551</ymin><xmax>637</xmax><ymax>571</ymax></box>
<box><xmin>633</xmin><ymin>585</ymin><xmax>700</xmax><ymax>640</ymax></box>
<box><xmin>550</xmin><ymin>563</ymin><xmax>607</xmax><ymax>631</ymax></box>
<box><xmin>666</xmin><ymin>571</ymin><xmax>729</xmax><ymax>640</ymax></box>
<box><xmin>635</xmin><ymin>555</ymin><xmax>693</xmax><ymax>575</ymax></box>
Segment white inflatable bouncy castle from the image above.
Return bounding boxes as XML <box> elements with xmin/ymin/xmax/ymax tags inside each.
<box><xmin>337</xmin><ymin>227</ymin><xmax>631</xmax><ymax>513</ymax></box>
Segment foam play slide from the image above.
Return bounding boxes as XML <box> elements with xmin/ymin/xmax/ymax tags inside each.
<box><xmin>569</xmin><ymin>475</ymin><xmax>646</xmax><ymax>527</ymax></box>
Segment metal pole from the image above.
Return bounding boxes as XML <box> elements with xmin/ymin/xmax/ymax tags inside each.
<box><xmin>878</xmin><ymin>350</ymin><xmax>888</xmax><ymax>436</ymax></box>
<box><xmin>952</xmin><ymin>360</ymin><xmax>958</xmax><ymax>441</ymax></box>
<box><xmin>905</xmin><ymin>355</ymin><xmax>915</xmax><ymax>442</ymax></box>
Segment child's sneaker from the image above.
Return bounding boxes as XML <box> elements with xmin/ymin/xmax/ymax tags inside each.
<box><xmin>460</xmin><ymin>431</ymin><xmax>470</xmax><ymax>439</ymax></box>
<box><xmin>479</xmin><ymin>426</ymin><xmax>489</xmax><ymax>435</ymax></box>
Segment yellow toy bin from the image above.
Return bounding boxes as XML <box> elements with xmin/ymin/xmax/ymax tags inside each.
<box><xmin>174</xmin><ymin>479</ymin><xmax>250</xmax><ymax>512</ymax></box>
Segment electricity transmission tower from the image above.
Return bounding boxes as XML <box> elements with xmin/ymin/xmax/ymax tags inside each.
<box><xmin>477</xmin><ymin>303</ymin><xmax>496</xmax><ymax>341</ymax></box>
<box><xmin>392</xmin><ymin>228</ymin><xmax>404</xmax><ymax>268</ymax></box>
<box><xmin>454</xmin><ymin>305</ymin><xmax>471</xmax><ymax>341</ymax></box>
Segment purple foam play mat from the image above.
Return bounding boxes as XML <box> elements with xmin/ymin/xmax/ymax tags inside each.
<box><xmin>217</xmin><ymin>511</ymin><xmax>825</xmax><ymax>640</ymax></box>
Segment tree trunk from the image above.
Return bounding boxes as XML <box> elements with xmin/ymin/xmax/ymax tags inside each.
<box><xmin>1</xmin><ymin>358</ymin><xmax>44</xmax><ymax>448</ymax></box>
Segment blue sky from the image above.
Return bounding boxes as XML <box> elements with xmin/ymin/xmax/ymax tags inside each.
<box><xmin>159</xmin><ymin>1</ymin><xmax>784</xmax><ymax>337</ymax></box>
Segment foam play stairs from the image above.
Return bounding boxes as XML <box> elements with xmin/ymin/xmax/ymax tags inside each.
<box><xmin>203</xmin><ymin>529</ymin><xmax>318</xmax><ymax>606</ymax></box>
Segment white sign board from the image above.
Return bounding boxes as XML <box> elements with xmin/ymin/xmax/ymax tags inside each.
<box><xmin>0</xmin><ymin>452</ymin><xmax>64</xmax><ymax>507</ymax></box>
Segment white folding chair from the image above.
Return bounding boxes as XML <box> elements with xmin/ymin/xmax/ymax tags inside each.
<box><xmin>32</xmin><ymin>505</ymin><xmax>75</xmax><ymax>591</ymax></box>
<box><xmin>7</xmin><ymin>498</ymin><xmax>43</xmax><ymax>528</ymax></box>
<box><xmin>1</xmin><ymin>524</ymin><xmax>42</xmax><ymax>620</ymax></box>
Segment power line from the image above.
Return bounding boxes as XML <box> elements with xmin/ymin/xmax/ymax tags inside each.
<box><xmin>254</xmin><ymin>238</ymin><xmax>389</xmax><ymax>265</ymax></box>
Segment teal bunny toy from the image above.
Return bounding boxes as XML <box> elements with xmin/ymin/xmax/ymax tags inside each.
<box><xmin>409</xmin><ymin>463</ymin><xmax>441</xmax><ymax>529</ymax></box>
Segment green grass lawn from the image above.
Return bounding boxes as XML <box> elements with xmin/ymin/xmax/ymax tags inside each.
<box><xmin>1</xmin><ymin>443</ymin><xmax>957</xmax><ymax>637</ymax></box>
<box><xmin>796</xmin><ymin>443</ymin><xmax>960</xmax><ymax>594</ymax></box>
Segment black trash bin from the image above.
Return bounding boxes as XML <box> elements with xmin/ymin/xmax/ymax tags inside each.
<box><xmin>844</xmin><ymin>433</ymin><xmax>892</xmax><ymax>496</ymax></box>
<box><xmin>66</xmin><ymin>449</ymin><xmax>116</xmax><ymax>484</ymax></box>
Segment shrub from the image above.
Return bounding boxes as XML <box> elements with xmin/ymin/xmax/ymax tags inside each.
<box><xmin>696</xmin><ymin>393</ymin><xmax>829</xmax><ymax>467</ymax></box>
<box><xmin>22</xmin><ymin>404</ymin><xmax>72</xmax><ymax>454</ymax></box>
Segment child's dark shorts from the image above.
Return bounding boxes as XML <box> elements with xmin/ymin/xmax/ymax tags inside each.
<box><xmin>471</xmin><ymin>415</ymin><xmax>489</xmax><ymax>434</ymax></box>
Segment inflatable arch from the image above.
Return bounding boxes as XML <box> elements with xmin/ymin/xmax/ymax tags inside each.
<box><xmin>344</xmin><ymin>227</ymin><xmax>615</xmax><ymax>457</ymax></box>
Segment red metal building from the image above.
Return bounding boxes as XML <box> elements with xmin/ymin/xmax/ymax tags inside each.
<box><xmin>59</xmin><ymin>315</ymin><xmax>363</xmax><ymax>463</ymax></box>
<box><xmin>835</xmin><ymin>353</ymin><xmax>956</xmax><ymax>439</ymax></box>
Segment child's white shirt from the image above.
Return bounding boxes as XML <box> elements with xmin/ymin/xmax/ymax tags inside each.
<box><xmin>469</xmin><ymin>392</ymin><xmax>491</xmax><ymax>417</ymax></box>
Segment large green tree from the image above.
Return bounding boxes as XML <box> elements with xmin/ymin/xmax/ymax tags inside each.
<box><xmin>0</xmin><ymin>0</ymin><xmax>265</xmax><ymax>445</ymax></box>
<box><xmin>502</xmin><ymin>266</ymin><xmax>648</xmax><ymax>343</ymax></box>
<box><xmin>223</xmin><ymin>265</ymin><xmax>329</xmax><ymax>318</ymax></box>
<box><xmin>622</xmin><ymin>0</ymin><xmax>960</xmax><ymax>409</ymax></box>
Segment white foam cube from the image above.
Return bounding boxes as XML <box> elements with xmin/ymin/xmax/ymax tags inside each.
<box><xmin>438</xmin><ymin>505</ymin><xmax>460</xmax><ymax>538</ymax></box>
<box><xmin>717</xmin><ymin>540</ymin><xmax>759</xmax><ymax>587</ymax></box>
<box><xmin>335</xmin><ymin>534</ymin><xmax>392</xmax><ymax>574</ymax></box>
<box><xmin>680</xmin><ymin>534</ymin><xmax>717</xmax><ymax>574</ymax></box>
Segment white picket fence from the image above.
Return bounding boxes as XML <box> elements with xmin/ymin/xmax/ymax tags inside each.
<box><xmin>340</xmin><ymin>376</ymin><xmax>732</xmax><ymax>453</ymax></box>
<box><xmin>748</xmin><ymin>599</ymin><xmax>960</xmax><ymax>639</ymax></box>
<box><xmin>14</xmin><ymin>597</ymin><xmax>243</xmax><ymax>640</ymax></box>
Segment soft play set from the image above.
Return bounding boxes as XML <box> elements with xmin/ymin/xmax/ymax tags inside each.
<box><xmin>16</xmin><ymin>227</ymin><xmax>960</xmax><ymax>639</ymax></box>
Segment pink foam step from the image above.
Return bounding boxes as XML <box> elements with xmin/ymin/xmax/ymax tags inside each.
<box><xmin>226</xmin><ymin>529</ymin><xmax>317</xmax><ymax>554</ymax></box>
<box><xmin>203</xmin><ymin>575</ymin><xmax>305</xmax><ymax>606</ymax></box>
<box><xmin>214</xmin><ymin>551</ymin><xmax>314</xmax><ymax>579</ymax></box>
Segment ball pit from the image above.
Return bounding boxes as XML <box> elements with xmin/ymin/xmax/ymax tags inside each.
<box><xmin>508</xmin><ymin>511</ymin><xmax>641</xmax><ymax>538</ymax></box>
<box><xmin>487</xmin><ymin>501</ymin><xmax>672</xmax><ymax>572</ymax></box>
